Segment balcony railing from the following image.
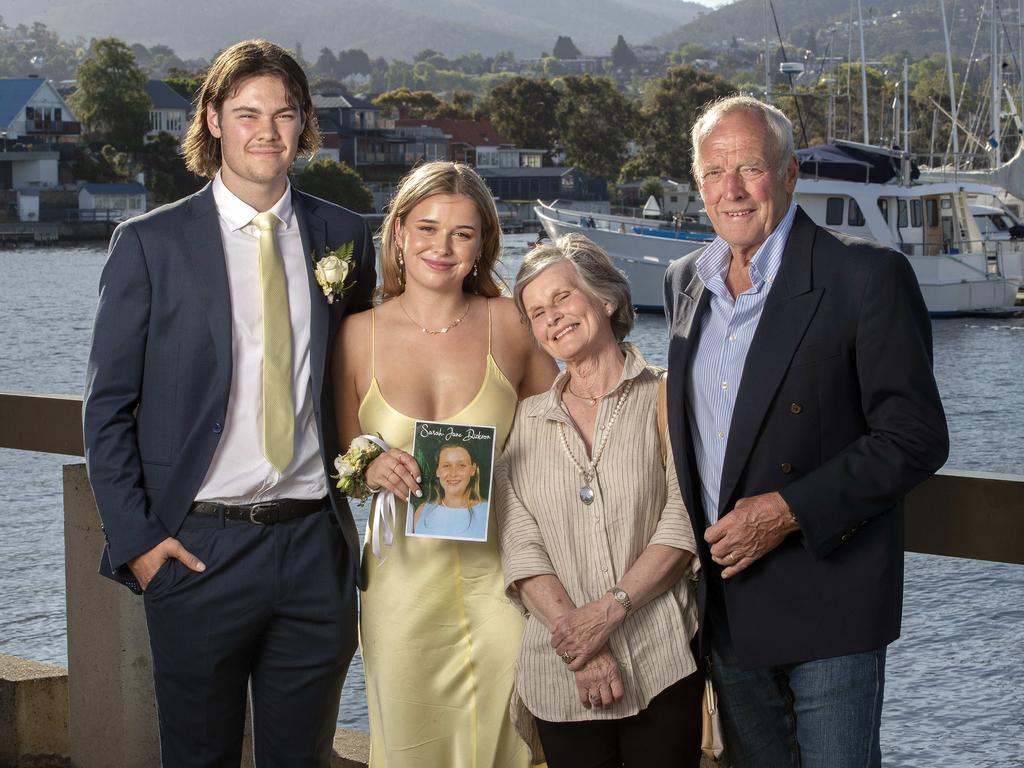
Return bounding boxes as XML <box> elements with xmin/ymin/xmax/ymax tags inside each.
<box><xmin>24</xmin><ymin>120</ymin><xmax>81</xmax><ymax>135</ymax></box>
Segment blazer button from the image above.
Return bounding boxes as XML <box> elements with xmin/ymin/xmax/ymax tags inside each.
<box><xmin>212</xmin><ymin>422</ymin><xmax>223</xmax><ymax>434</ymax></box>
<box><xmin>789</xmin><ymin>402</ymin><xmax>803</xmax><ymax>414</ymax></box>
<box><xmin>781</xmin><ymin>462</ymin><xmax>793</xmax><ymax>474</ymax></box>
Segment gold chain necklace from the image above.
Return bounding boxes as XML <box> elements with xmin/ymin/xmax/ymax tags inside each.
<box><xmin>399</xmin><ymin>298</ymin><xmax>471</xmax><ymax>335</ymax></box>
<box><xmin>557</xmin><ymin>379</ymin><xmax>634</xmax><ymax>505</ymax></box>
<box><xmin>564</xmin><ymin>381</ymin><xmax>619</xmax><ymax>406</ymax></box>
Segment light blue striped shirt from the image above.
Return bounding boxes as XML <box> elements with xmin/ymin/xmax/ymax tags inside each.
<box><xmin>686</xmin><ymin>203</ymin><xmax>797</xmax><ymax>525</ymax></box>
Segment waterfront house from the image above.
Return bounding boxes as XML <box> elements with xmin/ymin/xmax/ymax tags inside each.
<box><xmin>0</xmin><ymin>77</ymin><xmax>80</xmax><ymax>192</ymax></box>
<box><xmin>145</xmin><ymin>81</ymin><xmax>191</xmax><ymax>145</ymax></box>
<box><xmin>78</xmin><ymin>182</ymin><xmax>147</xmax><ymax>222</ymax></box>
<box><xmin>393</xmin><ymin>118</ymin><xmax>544</xmax><ymax>169</ymax></box>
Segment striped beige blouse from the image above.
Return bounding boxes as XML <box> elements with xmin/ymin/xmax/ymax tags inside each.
<box><xmin>495</xmin><ymin>343</ymin><xmax>699</xmax><ymax>740</ymax></box>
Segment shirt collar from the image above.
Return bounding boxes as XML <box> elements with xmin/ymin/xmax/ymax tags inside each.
<box><xmin>525</xmin><ymin>342</ymin><xmax>653</xmax><ymax>421</ymax></box>
<box><xmin>212</xmin><ymin>172</ymin><xmax>294</xmax><ymax>233</ymax></box>
<box><xmin>696</xmin><ymin>201</ymin><xmax>797</xmax><ymax>293</ymax></box>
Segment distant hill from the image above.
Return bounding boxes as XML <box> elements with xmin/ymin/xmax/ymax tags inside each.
<box><xmin>651</xmin><ymin>0</ymin><xmax>988</xmax><ymax>61</ymax></box>
<box><xmin>2</xmin><ymin>0</ymin><xmax>709</xmax><ymax>61</ymax></box>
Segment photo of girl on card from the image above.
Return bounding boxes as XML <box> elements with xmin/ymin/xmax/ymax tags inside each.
<box><xmin>408</xmin><ymin>421</ymin><xmax>495</xmax><ymax>542</ymax></box>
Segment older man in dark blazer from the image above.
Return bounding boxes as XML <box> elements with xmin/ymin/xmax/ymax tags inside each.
<box><xmin>664</xmin><ymin>96</ymin><xmax>948</xmax><ymax>767</ymax></box>
<box><xmin>83</xmin><ymin>40</ymin><xmax>375</xmax><ymax>767</ymax></box>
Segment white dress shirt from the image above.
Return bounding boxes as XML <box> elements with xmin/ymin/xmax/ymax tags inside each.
<box><xmin>195</xmin><ymin>174</ymin><xmax>327</xmax><ymax>503</ymax></box>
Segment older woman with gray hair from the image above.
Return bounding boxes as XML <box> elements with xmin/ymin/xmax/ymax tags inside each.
<box><xmin>494</xmin><ymin>233</ymin><xmax>703</xmax><ymax>767</ymax></box>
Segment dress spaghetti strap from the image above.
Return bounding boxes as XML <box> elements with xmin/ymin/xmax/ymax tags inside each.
<box><xmin>370</xmin><ymin>307</ymin><xmax>376</xmax><ymax>376</ymax></box>
<box><xmin>486</xmin><ymin>298</ymin><xmax>492</xmax><ymax>354</ymax></box>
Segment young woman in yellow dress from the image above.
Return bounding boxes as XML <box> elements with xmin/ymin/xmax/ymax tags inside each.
<box><xmin>332</xmin><ymin>161</ymin><xmax>556</xmax><ymax>767</ymax></box>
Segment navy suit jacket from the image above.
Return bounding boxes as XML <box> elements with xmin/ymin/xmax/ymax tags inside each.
<box><xmin>83</xmin><ymin>182</ymin><xmax>376</xmax><ymax>592</ymax></box>
<box><xmin>664</xmin><ymin>207</ymin><xmax>948</xmax><ymax>668</ymax></box>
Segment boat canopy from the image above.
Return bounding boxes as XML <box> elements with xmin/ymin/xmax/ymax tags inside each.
<box><xmin>796</xmin><ymin>143</ymin><xmax>920</xmax><ymax>184</ymax></box>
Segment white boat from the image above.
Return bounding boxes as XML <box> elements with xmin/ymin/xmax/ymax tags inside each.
<box><xmin>532</xmin><ymin>202</ymin><xmax>713</xmax><ymax>311</ymax></box>
<box><xmin>537</xmin><ymin>143</ymin><xmax>1022</xmax><ymax>316</ymax></box>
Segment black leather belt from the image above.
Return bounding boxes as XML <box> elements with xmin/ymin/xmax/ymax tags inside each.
<box><xmin>189</xmin><ymin>497</ymin><xmax>328</xmax><ymax>525</ymax></box>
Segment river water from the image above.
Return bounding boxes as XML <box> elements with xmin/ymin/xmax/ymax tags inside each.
<box><xmin>0</xmin><ymin>236</ymin><xmax>1021</xmax><ymax>766</ymax></box>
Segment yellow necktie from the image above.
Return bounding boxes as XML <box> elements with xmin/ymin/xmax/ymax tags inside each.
<box><xmin>252</xmin><ymin>211</ymin><xmax>294</xmax><ymax>473</ymax></box>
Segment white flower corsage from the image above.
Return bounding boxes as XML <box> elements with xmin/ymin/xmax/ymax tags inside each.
<box><xmin>333</xmin><ymin>433</ymin><xmax>384</xmax><ymax>499</ymax></box>
<box><xmin>313</xmin><ymin>241</ymin><xmax>355</xmax><ymax>304</ymax></box>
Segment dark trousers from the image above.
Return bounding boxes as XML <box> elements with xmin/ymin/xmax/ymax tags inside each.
<box><xmin>535</xmin><ymin>670</ymin><xmax>704</xmax><ymax>768</ymax></box>
<box><xmin>143</xmin><ymin>506</ymin><xmax>357</xmax><ymax>768</ymax></box>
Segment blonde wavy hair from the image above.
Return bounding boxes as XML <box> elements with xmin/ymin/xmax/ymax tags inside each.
<box><xmin>377</xmin><ymin>162</ymin><xmax>504</xmax><ymax>302</ymax></box>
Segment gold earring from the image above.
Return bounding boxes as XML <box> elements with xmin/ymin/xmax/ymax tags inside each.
<box><xmin>472</xmin><ymin>261</ymin><xmax>478</xmax><ymax>278</ymax></box>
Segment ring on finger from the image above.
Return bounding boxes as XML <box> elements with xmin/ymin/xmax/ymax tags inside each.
<box><xmin>560</xmin><ymin>650</ymin><xmax>574</xmax><ymax>664</ymax></box>
<box><xmin>588</xmin><ymin>691</ymin><xmax>601</xmax><ymax>703</ymax></box>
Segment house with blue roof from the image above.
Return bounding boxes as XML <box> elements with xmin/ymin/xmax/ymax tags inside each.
<box><xmin>0</xmin><ymin>77</ymin><xmax>80</xmax><ymax>145</ymax></box>
<box><xmin>0</xmin><ymin>77</ymin><xmax>79</xmax><ymax>191</ymax></box>
<box><xmin>145</xmin><ymin>80</ymin><xmax>192</xmax><ymax>144</ymax></box>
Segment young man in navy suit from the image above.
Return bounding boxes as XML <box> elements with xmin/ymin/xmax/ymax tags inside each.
<box><xmin>83</xmin><ymin>40</ymin><xmax>375</xmax><ymax>766</ymax></box>
<box><xmin>664</xmin><ymin>96</ymin><xmax>948</xmax><ymax>767</ymax></box>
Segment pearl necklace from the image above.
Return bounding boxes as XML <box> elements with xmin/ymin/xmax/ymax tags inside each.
<box><xmin>557</xmin><ymin>379</ymin><xmax>634</xmax><ymax>505</ymax></box>
<box><xmin>399</xmin><ymin>298</ymin><xmax>471</xmax><ymax>335</ymax></box>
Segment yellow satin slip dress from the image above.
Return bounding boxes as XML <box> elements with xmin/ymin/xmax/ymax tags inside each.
<box><xmin>357</xmin><ymin>300</ymin><xmax>533</xmax><ymax>768</ymax></box>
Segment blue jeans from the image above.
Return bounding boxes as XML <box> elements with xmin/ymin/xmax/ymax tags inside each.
<box><xmin>709</xmin><ymin>599</ymin><xmax>886</xmax><ymax>768</ymax></box>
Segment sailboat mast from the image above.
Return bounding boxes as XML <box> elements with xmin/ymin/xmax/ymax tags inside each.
<box><xmin>764</xmin><ymin>0</ymin><xmax>772</xmax><ymax>103</ymax></box>
<box><xmin>940</xmin><ymin>0</ymin><xmax>960</xmax><ymax>163</ymax></box>
<box><xmin>857</xmin><ymin>0</ymin><xmax>870</xmax><ymax>143</ymax></box>
<box><xmin>992</xmin><ymin>0</ymin><xmax>1001</xmax><ymax>169</ymax></box>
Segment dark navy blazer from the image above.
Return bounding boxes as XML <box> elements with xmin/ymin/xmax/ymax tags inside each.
<box><xmin>83</xmin><ymin>183</ymin><xmax>376</xmax><ymax>591</ymax></box>
<box><xmin>664</xmin><ymin>206</ymin><xmax>948</xmax><ymax>668</ymax></box>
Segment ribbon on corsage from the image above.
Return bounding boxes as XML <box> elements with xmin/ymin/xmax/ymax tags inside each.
<box><xmin>333</xmin><ymin>433</ymin><xmax>396</xmax><ymax>559</ymax></box>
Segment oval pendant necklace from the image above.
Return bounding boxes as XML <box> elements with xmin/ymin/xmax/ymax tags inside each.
<box><xmin>557</xmin><ymin>379</ymin><xmax>634</xmax><ymax>504</ymax></box>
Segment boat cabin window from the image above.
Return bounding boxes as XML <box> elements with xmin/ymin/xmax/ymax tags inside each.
<box><xmin>878</xmin><ymin>199</ymin><xmax>889</xmax><ymax>222</ymax></box>
<box><xmin>898</xmin><ymin>200</ymin><xmax>909</xmax><ymax>228</ymax></box>
<box><xmin>941</xmin><ymin>198</ymin><xmax>951</xmax><ymax>209</ymax></box>
<box><xmin>848</xmin><ymin>199</ymin><xmax>865</xmax><ymax>227</ymax></box>
<box><xmin>826</xmin><ymin>197</ymin><xmax>844</xmax><ymax>225</ymax></box>
<box><xmin>910</xmin><ymin>200</ymin><xmax>922</xmax><ymax>228</ymax></box>
<box><xmin>926</xmin><ymin>199</ymin><xmax>939</xmax><ymax>227</ymax></box>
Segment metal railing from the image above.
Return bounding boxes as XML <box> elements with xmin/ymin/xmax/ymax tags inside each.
<box><xmin>1</xmin><ymin>390</ymin><xmax>1021</xmax><ymax>566</ymax></box>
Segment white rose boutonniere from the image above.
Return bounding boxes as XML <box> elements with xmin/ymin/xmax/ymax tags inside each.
<box><xmin>313</xmin><ymin>241</ymin><xmax>355</xmax><ymax>304</ymax></box>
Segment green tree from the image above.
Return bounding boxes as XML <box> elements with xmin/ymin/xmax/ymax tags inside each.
<box><xmin>639</xmin><ymin>176</ymin><xmax>664</xmax><ymax>201</ymax></box>
<box><xmin>337</xmin><ymin>48</ymin><xmax>371</xmax><ymax>77</ymax></box>
<box><xmin>636</xmin><ymin>64</ymin><xmax>735</xmax><ymax>180</ymax></box>
<box><xmin>297</xmin><ymin>158</ymin><xmax>373</xmax><ymax>213</ymax></box>
<box><xmin>69</xmin><ymin>38</ymin><xmax>151</xmax><ymax>147</ymax></box>
<box><xmin>372</xmin><ymin>87</ymin><xmax>441</xmax><ymax>119</ymax></box>
<box><xmin>165</xmin><ymin>67</ymin><xmax>206</xmax><ymax>101</ymax></box>
<box><xmin>313</xmin><ymin>47</ymin><xmax>341</xmax><ymax>79</ymax></box>
<box><xmin>555</xmin><ymin>75</ymin><xmax>638</xmax><ymax>179</ymax></box>
<box><xmin>485</xmin><ymin>76</ymin><xmax>559</xmax><ymax>157</ymax></box>
<box><xmin>434</xmin><ymin>91</ymin><xmax>475</xmax><ymax>119</ymax></box>
<box><xmin>553</xmin><ymin>36</ymin><xmax>581</xmax><ymax>60</ymax></box>
<box><xmin>611</xmin><ymin>35</ymin><xmax>637</xmax><ymax>68</ymax></box>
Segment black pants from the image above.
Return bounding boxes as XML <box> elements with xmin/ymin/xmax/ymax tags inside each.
<box><xmin>143</xmin><ymin>507</ymin><xmax>357</xmax><ymax>768</ymax></box>
<box><xmin>535</xmin><ymin>668</ymin><xmax>704</xmax><ymax>768</ymax></box>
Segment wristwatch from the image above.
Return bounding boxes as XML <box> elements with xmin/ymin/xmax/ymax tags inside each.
<box><xmin>607</xmin><ymin>586</ymin><xmax>632</xmax><ymax>616</ymax></box>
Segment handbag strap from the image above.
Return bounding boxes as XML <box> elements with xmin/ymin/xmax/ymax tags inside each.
<box><xmin>656</xmin><ymin>371</ymin><xmax>668</xmax><ymax>467</ymax></box>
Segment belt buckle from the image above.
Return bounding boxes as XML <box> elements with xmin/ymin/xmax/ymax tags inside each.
<box><xmin>248</xmin><ymin>502</ymin><xmax>279</xmax><ymax>525</ymax></box>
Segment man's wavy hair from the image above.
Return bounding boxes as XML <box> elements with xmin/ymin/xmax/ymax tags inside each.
<box><xmin>183</xmin><ymin>39</ymin><xmax>320</xmax><ymax>178</ymax></box>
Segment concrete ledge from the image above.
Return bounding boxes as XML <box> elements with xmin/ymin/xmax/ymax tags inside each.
<box><xmin>0</xmin><ymin>654</ymin><xmax>70</xmax><ymax>768</ymax></box>
<box><xmin>331</xmin><ymin>728</ymin><xmax>369</xmax><ymax>767</ymax></box>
